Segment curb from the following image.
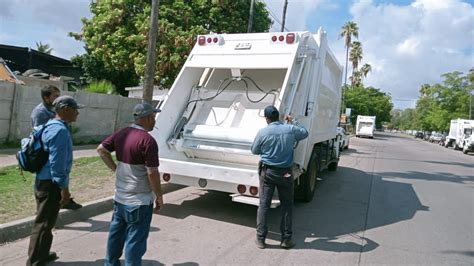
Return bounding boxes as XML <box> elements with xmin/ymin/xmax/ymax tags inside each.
<box><xmin>0</xmin><ymin>196</ymin><xmax>114</xmax><ymax>244</ymax></box>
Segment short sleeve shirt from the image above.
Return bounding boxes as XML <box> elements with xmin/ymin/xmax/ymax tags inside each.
<box><xmin>101</xmin><ymin>124</ymin><xmax>159</xmax><ymax>205</ymax></box>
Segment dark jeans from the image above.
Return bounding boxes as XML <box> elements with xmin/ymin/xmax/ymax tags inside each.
<box><xmin>27</xmin><ymin>180</ymin><xmax>61</xmax><ymax>266</ymax></box>
<box><xmin>257</xmin><ymin>166</ymin><xmax>294</xmax><ymax>242</ymax></box>
<box><xmin>105</xmin><ymin>201</ymin><xmax>153</xmax><ymax>266</ymax></box>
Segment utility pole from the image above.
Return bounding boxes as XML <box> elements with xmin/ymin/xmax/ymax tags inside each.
<box><xmin>470</xmin><ymin>90</ymin><xmax>472</xmax><ymax>119</ymax></box>
<box><xmin>248</xmin><ymin>0</ymin><xmax>255</xmax><ymax>33</ymax></box>
<box><xmin>281</xmin><ymin>0</ymin><xmax>288</xmax><ymax>32</ymax></box>
<box><xmin>143</xmin><ymin>0</ymin><xmax>160</xmax><ymax>103</ymax></box>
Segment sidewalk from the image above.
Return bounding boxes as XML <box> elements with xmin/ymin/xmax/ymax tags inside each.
<box><xmin>0</xmin><ymin>145</ymin><xmax>99</xmax><ymax>168</ymax></box>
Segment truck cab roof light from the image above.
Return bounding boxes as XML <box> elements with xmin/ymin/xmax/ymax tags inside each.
<box><xmin>198</xmin><ymin>36</ymin><xmax>206</xmax><ymax>45</ymax></box>
<box><xmin>286</xmin><ymin>33</ymin><xmax>295</xmax><ymax>44</ymax></box>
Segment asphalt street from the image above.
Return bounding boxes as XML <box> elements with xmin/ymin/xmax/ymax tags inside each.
<box><xmin>1</xmin><ymin>132</ymin><xmax>473</xmax><ymax>265</ymax></box>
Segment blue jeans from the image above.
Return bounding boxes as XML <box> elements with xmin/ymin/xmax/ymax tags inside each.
<box><xmin>105</xmin><ymin>201</ymin><xmax>153</xmax><ymax>266</ymax></box>
<box><xmin>257</xmin><ymin>166</ymin><xmax>294</xmax><ymax>242</ymax></box>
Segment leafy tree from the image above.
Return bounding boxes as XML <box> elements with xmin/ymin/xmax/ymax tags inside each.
<box><xmin>70</xmin><ymin>0</ymin><xmax>272</xmax><ymax>95</ymax></box>
<box><xmin>340</xmin><ymin>21</ymin><xmax>359</xmax><ymax>85</ymax></box>
<box><xmin>36</xmin><ymin>42</ymin><xmax>53</xmax><ymax>54</ymax></box>
<box><xmin>344</xmin><ymin>85</ymin><xmax>393</xmax><ymax>128</ymax></box>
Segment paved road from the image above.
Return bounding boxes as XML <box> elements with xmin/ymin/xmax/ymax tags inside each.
<box><xmin>1</xmin><ymin>132</ymin><xmax>473</xmax><ymax>265</ymax></box>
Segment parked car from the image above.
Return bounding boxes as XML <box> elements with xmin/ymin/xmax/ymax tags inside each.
<box><xmin>429</xmin><ymin>133</ymin><xmax>444</xmax><ymax>143</ymax></box>
<box><xmin>423</xmin><ymin>132</ymin><xmax>431</xmax><ymax>141</ymax></box>
<box><xmin>438</xmin><ymin>135</ymin><xmax>446</xmax><ymax>146</ymax></box>
<box><xmin>415</xmin><ymin>132</ymin><xmax>424</xmax><ymax>139</ymax></box>
<box><xmin>337</xmin><ymin>127</ymin><xmax>350</xmax><ymax>151</ymax></box>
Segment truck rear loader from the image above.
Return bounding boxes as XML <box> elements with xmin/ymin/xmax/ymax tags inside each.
<box><xmin>150</xmin><ymin>29</ymin><xmax>343</xmax><ymax>206</ymax></box>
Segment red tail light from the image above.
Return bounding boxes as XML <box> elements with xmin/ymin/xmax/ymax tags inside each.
<box><xmin>207</xmin><ymin>37</ymin><xmax>212</xmax><ymax>43</ymax></box>
<box><xmin>286</xmin><ymin>33</ymin><xmax>295</xmax><ymax>44</ymax></box>
<box><xmin>213</xmin><ymin>37</ymin><xmax>218</xmax><ymax>43</ymax></box>
<box><xmin>249</xmin><ymin>186</ymin><xmax>258</xmax><ymax>196</ymax></box>
<box><xmin>237</xmin><ymin>184</ymin><xmax>246</xmax><ymax>194</ymax></box>
<box><xmin>271</xmin><ymin>36</ymin><xmax>277</xmax><ymax>42</ymax></box>
<box><xmin>198</xmin><ymin>36</ymin><xmax>206</xmax><ymax>45</ymax></box>
<box><xmin>163</xmin><ymin>173</ymin><xmax>171</xmax><ymax>182</ymax></box>
<box><xmin>279</xmin><ymin>35</ymin><xmax>284</xmax><ymax>42</ymax></box>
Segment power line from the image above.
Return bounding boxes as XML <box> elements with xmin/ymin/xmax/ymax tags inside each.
<box><xmin>266</xmin><ymin>4</ymin><xmax>290</xmax><ymax>32</ymax></box>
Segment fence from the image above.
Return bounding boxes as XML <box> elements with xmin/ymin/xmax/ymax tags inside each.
<box><xmin>0</xmin><ymin>81</ymin><xmax>153</xmax><ymax>143</ymax></box>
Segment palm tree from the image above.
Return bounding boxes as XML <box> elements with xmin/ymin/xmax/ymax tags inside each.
<box><xmin>340</xmin><ymin>21</ymin><xmax>359</xmax><ymax>86</ymax></box>
<box><xmin>361</xmin><ymin>63</ymin><xmax>372</xmax><ymax>82</ymax></box>
<box><xmin>36</xmin><ymin>42</ymin><xmax>53</xmax><ymax>54</ymax></box>
<box><xmin>349</xmin><ymin>41</ymin><xmax>363</xmax><ymax>76</ymax></box>
<box><xmin>350</xmin><ymin>70</ymin><xmax>362</xmax><ymax>87</ymax></box>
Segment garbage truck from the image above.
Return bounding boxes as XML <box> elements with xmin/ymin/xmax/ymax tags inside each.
<box><xmin>150</xmin><ymin>28</ymin><xmax>343</xmax><ymax>206</ymax></box>
<box><xmin>444</xmin><ymin>119</ymin><xmax>474</xmax><ymax>154</ymax></box>
<box><xmin>356</xmin><ymin>115</ymin><xmax>376</xmax><ymax>138</ymax></box>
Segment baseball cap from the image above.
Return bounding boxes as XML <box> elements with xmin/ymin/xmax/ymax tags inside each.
<box><xmin>133</xmin><ymin>102</ymin><xmax>161</xmax><ymax>119</ymax></box>
<box><xmin>53</xmin><ymin>95</ymin><xmax>85</xmax><ymax>111</ymax></box>
<box><xmin>264</xmin><ymin>105</ymin><xmax>279</xmax><ymax>119</ymax></box>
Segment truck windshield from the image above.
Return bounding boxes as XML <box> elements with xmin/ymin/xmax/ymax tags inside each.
<box><xmin>360</xmin><ymin>122</ymin><xmax>373</xmax><ymax>127</ymax></box>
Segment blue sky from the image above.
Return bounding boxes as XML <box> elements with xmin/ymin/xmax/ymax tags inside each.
<box><xmin>1</xmin><ymin>0</ymin><xmax>473</xmax><ymax>109</ymax></box>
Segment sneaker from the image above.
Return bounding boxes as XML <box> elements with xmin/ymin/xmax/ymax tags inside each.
<box><xmin>280</xmin><ymin>239</ymin><xmax>295</xmax><ymax>249</ymax></box>
<box><xmin>61</xmin><ymin>198</ymin><xmax>83</xmax><ymax>210</ymax></box>
<box><xmin>255</xmin><ymin>239</ymin><xmax>266</xmax><ymax>249</ymax></box>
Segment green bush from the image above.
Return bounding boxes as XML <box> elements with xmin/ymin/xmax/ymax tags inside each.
<box><xmin>84</xmin><ymin>80</ymin><xmax>116</xmax><ymax>94</ymax></box>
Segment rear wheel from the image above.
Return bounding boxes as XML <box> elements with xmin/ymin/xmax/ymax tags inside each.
<box><xmin>463</xmin><ymin>145</ymin><xmax>469</xmax><ymax>154</ymax></box>
<box><xmin>294</xmin><ymin>148</ymin><xmax>319</xmax><ymax>202</ymax></box>
<box><xmin>328</xmin><ymin>161</ymin><xmax>338</xmax><ymax>171</ymax></box>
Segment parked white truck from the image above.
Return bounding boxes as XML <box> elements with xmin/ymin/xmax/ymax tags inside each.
<box><xmin>356</xmin><ymin>115</ymin><xmax>376</xmax><ymax>138</ymax></box>
<box><xmin>444</xmin><ymin>119</ymin><xmax>474</xmax><ymax>154</ymax></box>
<box><xmin>150</xmin><ymin>29</ymin><xmax>343</xmax><ymax>206</ymax></box>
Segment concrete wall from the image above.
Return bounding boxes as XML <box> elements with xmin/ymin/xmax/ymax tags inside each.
<box><xmin>0</xmin><ymin>81</ymin><xmax>155</xmax><ymax>143</ymax></box>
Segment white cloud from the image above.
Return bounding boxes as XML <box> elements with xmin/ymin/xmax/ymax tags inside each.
<box><xmin>349</xmin><ymin>0</ymin><xmax>474</xmax><ymax>108</ymax></box>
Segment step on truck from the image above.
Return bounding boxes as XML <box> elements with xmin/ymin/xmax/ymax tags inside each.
<box><xmin>151</xmin><ymin>28</ymin><xmax>343</xmax><ymax>206</ymax></box>
<box><xmin>356</xmin><ymin>115</ymin><xmax>376</xmax><ymax>138</ymax></box>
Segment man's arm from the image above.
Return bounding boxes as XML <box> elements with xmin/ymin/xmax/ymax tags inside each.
<box><xmin>47</xmin><ymin>128</ymin><xmax>71</xmax><ymax>205</ymax></box>
<box><xmin>96</xmin><ymin>144</ymin><xmax>117</xmax><ymax>172</ymax></box>
<box><xmin>147</xmin><ymin>168</ymin><xmax>163</xmax><ymax>213</ymax></box>
<box><xmin>286</xmin><ymin>116</ymin><xmax>308</xmax><ymax>141</ymax></box>
<box><xmin>251</xmin><ymin>131</ymin><xmax>262</xmax><ymax>155</ymax></box>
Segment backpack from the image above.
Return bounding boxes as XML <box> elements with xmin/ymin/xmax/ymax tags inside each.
<box><xmin>16</xmin><ymin>123</ymin><xmax>51</xmax><ymax>173</ymax></box>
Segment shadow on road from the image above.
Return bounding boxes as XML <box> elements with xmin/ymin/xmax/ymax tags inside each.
<box><xmin>379</xmin><ymin>171</ymin><xmax>474</xmax><ymax>184</ymax></box>
<box><xmin>156</xmin><ymin>166</ymin><xmax>428</xmax><ymax>253</ymax></box>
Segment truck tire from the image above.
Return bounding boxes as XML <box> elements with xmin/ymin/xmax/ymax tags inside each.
<box><xmin>328</xmin><ymin>161</ymin><xmax>338</xmax><ymax>171</ymax></box>
<box><xmin>294</xmin><ymin>150</ymin><xmax>318</xmax><ymax>202</ymax></box>
<box><xmin>463</xmin><ymin>145</ymin><xmax>469</xmax><ymax>154</ymax></box>
<box><xmin>454</xmin><ymin>143</ymin><xmax>460</xmax><ymax>150</ymax></box>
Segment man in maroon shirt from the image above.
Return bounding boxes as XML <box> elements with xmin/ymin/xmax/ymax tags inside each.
<box><xmin>97</xmin><ymin>102</ymin><xmax>163</xmax><ymax>265</ymax></box>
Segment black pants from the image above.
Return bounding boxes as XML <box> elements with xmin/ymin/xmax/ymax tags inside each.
<box><xmin>27</xmin><ymin>180</ymin><xmax>61</xmax><ymax>266</ymax></box>
<box><xmin>256</xmin><ymin>165</ymin><xmax>294</xmax><ymax>242</ymax></box>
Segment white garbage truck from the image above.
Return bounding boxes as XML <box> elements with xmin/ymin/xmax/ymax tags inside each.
<box><xmin>444</xmin><ymin>119</ymin><xmax>474</xmax><ymax>154</ymax></box>
<box><xmin>356</xmin><ymin>115</ymin><xmax>376</xmax><ymax>138</ymax></box>
<box><xmin>150</xmin><ymin>28</ymin><xmax>343</xmax><ymax>206</ymax></box>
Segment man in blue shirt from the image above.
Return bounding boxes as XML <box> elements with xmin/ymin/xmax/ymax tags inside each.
<box><xmin>27</xmin><ymin>95</ymin><xmax>84</xmax><ymax>266</ymax></box>
<box><xmin>251</xmin><ymin>105</ymin><xmax>308</xmax><ymax>249</ymax></box>
<box><xmin>31</xmin><ymin>85</ymin><xmax>60</xmax><ymax>128</ymax></box>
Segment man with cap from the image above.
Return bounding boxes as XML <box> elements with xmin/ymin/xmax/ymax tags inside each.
<box><xmin>97</xmin><ymin>102</ymin><xmax>164</xmax><ymax>265</ymax></box>
<box><xmin>251</xmin><ymin>105</ymin><xmax>308</xmax><ymax>249</ymax></box>
<box><xmin>27</xmin><ymin>95</ymin><xmax>84</xmax><ymax>265</ymax></box>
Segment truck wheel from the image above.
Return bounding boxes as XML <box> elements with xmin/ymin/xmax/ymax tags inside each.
<box><xmin>463</xmin><ymin>145</ymin><xmax>469</xmax><ymax>154</ymax></box>
<box><xmin>328</xmin><ymin>161</ymin><xmax>338</xmax><ymax>171</ymax></box>
<box><xmin>454</xmin><ymin>144</ymin><xmax>460</xmax><ymax>150</ymax></box>
<box><xmin>294</xmin><ymin>151</ymin><xmax>318</xmax><ymax>202</ymax></box>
